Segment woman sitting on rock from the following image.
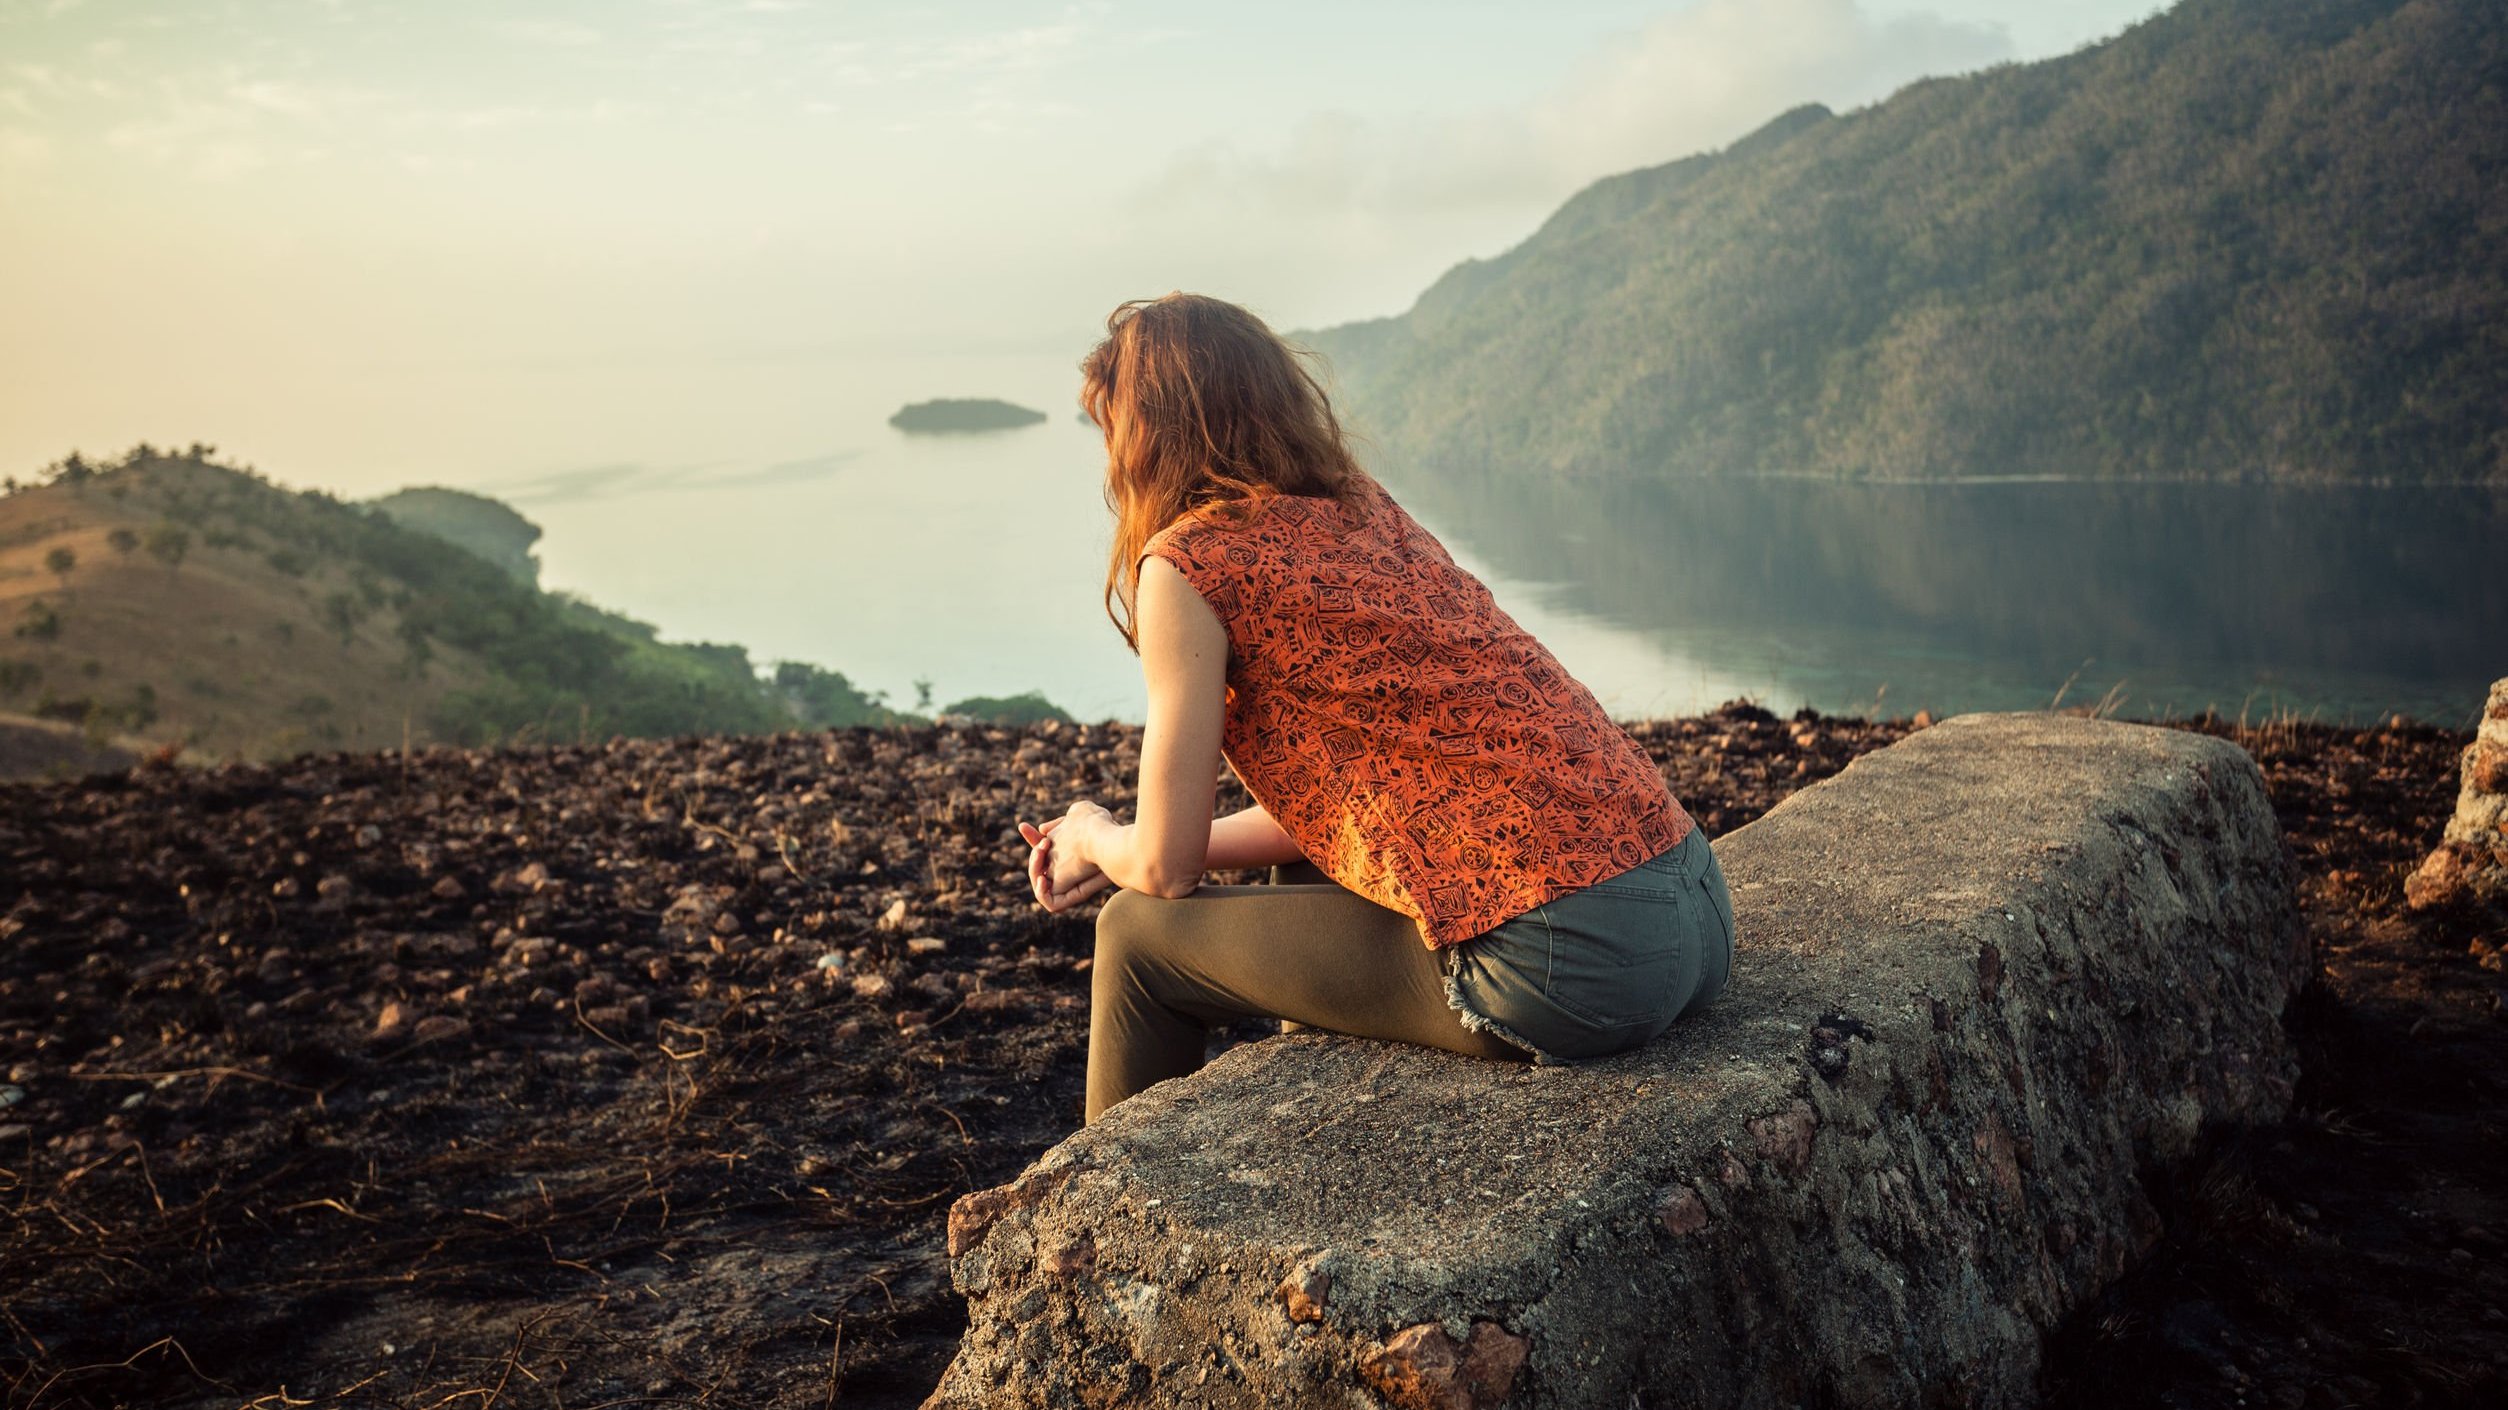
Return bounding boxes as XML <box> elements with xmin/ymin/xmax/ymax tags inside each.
<box><xmin>1021</xmin><ymin>292</ymin><xmax>1735</xmax><ymax>1124</ymax></box>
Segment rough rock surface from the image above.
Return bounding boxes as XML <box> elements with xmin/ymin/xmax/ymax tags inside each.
<box><xmin>926</xmin><ymin>713</ymin><xmax>2306</xmax><ymax>1409</ymax></box>
<box><xmin>2405</xmin><ymin>677</ymin><xmax>2508</xmax><ymax>913</ymax></box>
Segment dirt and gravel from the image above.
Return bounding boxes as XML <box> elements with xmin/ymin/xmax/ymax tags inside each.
<box><xmin>0</xmin><ymin>706</ymin><xmax>2501</xmax><ymax>1408</ymax></box>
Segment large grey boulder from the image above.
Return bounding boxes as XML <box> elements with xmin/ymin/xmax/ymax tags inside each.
<box><xmin>926</xmin><ymin>713</ymin><xmax>2304</xmax><ymax>1409</ymax></box>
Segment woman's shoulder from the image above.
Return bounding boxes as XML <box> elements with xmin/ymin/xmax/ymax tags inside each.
<box><xmin>1143</xmin><ymin>504</ymin><xmax>1229</xmax><ymax>560</ymax></box>
<box><xmin>1151</xmin><ymin>481</ymin><xmax>1394</xmax><ymax>564</ymax></box>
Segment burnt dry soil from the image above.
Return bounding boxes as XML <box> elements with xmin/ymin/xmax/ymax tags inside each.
<box><xmin>0</xmin><ymin>707</ymin><xmax>2501</xmax><ymax>1409</ymax></box>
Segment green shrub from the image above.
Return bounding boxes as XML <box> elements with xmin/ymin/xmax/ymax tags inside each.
<box><xmin>774</xmin><ymin>661</ymin><xmax>908</xmax><ymax>729</ymax></box>
<box><xmin>943</xmin><ymin>691</ymin><xmax>1074</xmax><ymax>726</ymax></box>
<box><xmin>14</xmin><ymin>600</ymin><xmax>61</xmax><ymax>642</ymax></box>
<box><xmin>143</xmin><ymin>523</ymin><xmax>190</xmax><ymax>569</ymax></box>
<box><xmin>321</xmin><ymin>590</ymin><xmax>366</xmax><ymax>645</ymax></box>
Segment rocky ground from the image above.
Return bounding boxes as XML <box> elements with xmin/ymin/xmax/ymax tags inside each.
<box><xmin>2042</xmin><ymin>713</ymin><xmax>2508</xmax><ymax>1409</ymax></box>
<box><xmin>0</xmin><ymin>706</ymin><xmax>2499</xmax><ymax>1409</ymax></box>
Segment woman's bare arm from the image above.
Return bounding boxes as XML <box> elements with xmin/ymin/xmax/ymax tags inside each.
<box><xmin>1037</xmin><ymin>556</ymin><xmax>1229</xmax><ymax>902</ymax></box>
<box><xmin>1204</xmin><ymin>803</ymin><xmax>1304</xmax><ymax>871</ymax></box>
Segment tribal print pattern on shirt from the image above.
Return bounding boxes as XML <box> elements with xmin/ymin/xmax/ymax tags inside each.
<box><xmin>1144</xmin><ymin>481</ymin><xmax>1693</xmax><ymax>948</ymax></box>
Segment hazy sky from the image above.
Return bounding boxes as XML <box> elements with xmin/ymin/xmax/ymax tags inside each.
<box><xmin>1</xmin><ymin>0</ymin><xmax>2165</xmax><ymax>492</ymax></box>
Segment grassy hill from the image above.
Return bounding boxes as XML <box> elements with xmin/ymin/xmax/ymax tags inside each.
<box><xmin>1303</xmin><ymin>0</ymin><xmax>2507</xmax><ymax>485</ymax></box>
<box><xmin>369</xmin><ymin>486</ymin><xmax>544</xmax><ymax>584</ymax></box>
<box><xmin>0</xmin><ymin>446</ymin><xmax>909</xmax><ymax>770</ymax></box>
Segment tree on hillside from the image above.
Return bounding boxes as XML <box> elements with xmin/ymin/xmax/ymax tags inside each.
<box><xmin>322</xmin><ymin>591</ymin><xmax>365</xmax><ymax>647</ymax></box>
<box><xmin>395</xmin><ymin>618</ymin><xmax>434</xmax><ymax>678</ymax></box>
<box><xmin>144</xmin><ymin>523</ymin><xmax>190</xmax><ymax>571</ymax></box>
<box><xmin>771</xmin><ymin>660</ymin><xmax>907</xmax><ymax>728</ymax></box>
<box><xmin>44</xmin><ymin>453</ymin><xmax>91</xmax><ymax>490</ymax></box>
<box><xmin>367</xmin><ymin>487</ymin><xmax>544</xmax><ymax>584</ymax></box>
<box><xmin>43</xmin><ymin>547</ymin><xmax>75</xmax><ymax>591</ymax></box>
<box><xmin>106</xmin><ymin>528</ymin><xmax>139</xmax><ymax>557</ymax></box>
<box><xmin>14</xmin><ymin>601</ymin><xmax>61</xmax><ymax>643</ymax></box>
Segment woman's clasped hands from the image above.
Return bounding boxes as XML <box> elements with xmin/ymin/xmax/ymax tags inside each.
<box><xmin>1018</xmin><ymin>800</ymin><xmax>1119</xmax><ymax>913</ymax></box>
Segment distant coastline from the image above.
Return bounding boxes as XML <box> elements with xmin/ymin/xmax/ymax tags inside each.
<box><xmin>889</xmin><ymin>399</ymin><xmax>1048</xmax><ymax>434</ymax></box>
<box><xmin>0</xmin><ymin>446</ymin><xmax>1074</xmax><ymax>773</ymax></box>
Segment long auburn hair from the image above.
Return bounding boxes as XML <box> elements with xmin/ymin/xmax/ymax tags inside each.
<box><xmin>1080</xmin><ymin>293</ymin><xmax>1370</xmax><ymax>651</ymax></box>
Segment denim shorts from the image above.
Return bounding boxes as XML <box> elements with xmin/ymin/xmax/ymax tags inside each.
<box><xmin>1441</xmin><ymin>826</ymin><xmax>1736</xmax><ymax>1063</ymax></box>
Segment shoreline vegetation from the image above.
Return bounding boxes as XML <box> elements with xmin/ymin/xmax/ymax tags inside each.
<box><xmin>0</xmin><ymin>703</ymin><xmax>2496</xmax><ymax>1404</ymax></box>
<box><xmin>0</xmin><ymin>447</ymin><xmax>1070</xmax><ymax>776</ymax></box>
<box><xmin>887</xmin><ymin>399</ymin><xmax>1050</xmax><ymax>434</ymax></box>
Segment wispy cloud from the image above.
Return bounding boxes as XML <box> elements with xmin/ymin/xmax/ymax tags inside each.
<box><xmin>886</xmin><ymin>17</ymin><xmax>1090</xmax><ymax>82</ymax></box>
<box><xmin>6</xmin><ymin>59</ymin><xmax>121</xmax><ymax>103</ymax></box>
<box><xmin>91</xmin><ymin>68</ymin><xmax>377</xmax><ymax>180</ymax></box>
<box><xmin>0</xmin><ymin>0</ymin><xmax>101</xmax><ymax>20</ymax></box>
<box><xmin>230</xmin><ymin>79</ymin><xmax>321</xmax><ymax>117</ymax></box>
<box><xmin>486</xmin><ymin>17</ymin><xmax>604</xmax><ymax>48</ymax></box>
<box><xmin>1134</xmin><ymin>0</ymin><xmax>2012</xmax><ymax>229</ymax></box>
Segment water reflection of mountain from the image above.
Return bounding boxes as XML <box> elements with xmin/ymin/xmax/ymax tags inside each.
<box><xmin>1391</xmin><ymin>472</ymin><xmax>2507</xmax><ymax>718</ymax></box>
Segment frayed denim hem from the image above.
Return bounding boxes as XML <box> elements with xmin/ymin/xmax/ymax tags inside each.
<box><xmin>1441</xmin><ymin>956</ymin><xmax>1566</xmax><ymax>1066</ymax></box>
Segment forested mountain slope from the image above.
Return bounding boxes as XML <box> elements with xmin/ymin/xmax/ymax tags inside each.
<box><xmin>1304</xmin><ymin>0</ymin><xmax>2505</xmax><ymax>484</ymax></box>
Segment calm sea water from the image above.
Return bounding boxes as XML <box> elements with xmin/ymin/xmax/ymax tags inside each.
<box><xmin>1387</xmin><ymin>471</ymin><xmax>2507</xmax><ymax>729</ymax></box>
<box><xmin>498</xmin><ymin>355</ymin><xmax>2503</xmax><ymax>728</ymax></box>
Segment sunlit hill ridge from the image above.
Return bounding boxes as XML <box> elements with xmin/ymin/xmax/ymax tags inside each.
<box><xmin>0</xmin><ymin>449</ymin><xmax>931</xmax><ymax>775</ymax></box>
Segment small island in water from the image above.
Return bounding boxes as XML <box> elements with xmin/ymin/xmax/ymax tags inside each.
<box><xmin>889</xmin><ymin>398</ymin><xmax>1048</xmax><ymax>434</ymax></box>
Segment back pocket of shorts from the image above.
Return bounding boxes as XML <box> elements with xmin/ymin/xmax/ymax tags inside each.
<box><xmin>1535</xmin><ymin>892</ymin><xmax>1686</xmax><ymax>1030</ymax></box>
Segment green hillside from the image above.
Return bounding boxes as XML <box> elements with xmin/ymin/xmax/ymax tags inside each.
<box><xmin>1304</xmin><ymin>0</ymin><xmax>2506</xmax><ymax>485</ymax></box>
<box><xmin>369</xmin><ymin>486</ymin><xmax>544</xmax><ymax>584</ymax></box>
<box><xmin>0</xmin><ymin>447</ymin><xmax>912</xmax><ymax>763</ymax></box>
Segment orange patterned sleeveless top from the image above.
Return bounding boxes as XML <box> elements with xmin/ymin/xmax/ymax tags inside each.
<box><xmin>1143</xmin><ymin>481</ymin><xmax>1692</xmax><ymax>948</ymax></box>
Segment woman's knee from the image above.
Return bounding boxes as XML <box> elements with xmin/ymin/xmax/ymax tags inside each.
<box><xmin>1091</xmin><ymin>890</ymin><xmax>1206</xmax><ymax>1021</ymax></box>
<box><xmin>1093</xmin><ymin>889</ymin><xmax>1179</xmax><ymax>977</ymax></box>
<box><xmin>1095</xmin><ymin>888</ymin><xmax>1144</xmax><ymax>951</ymax></box>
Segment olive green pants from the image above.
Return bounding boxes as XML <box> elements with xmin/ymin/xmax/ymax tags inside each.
<box><xmin>1084</xmin><ymin>831</ymin><xmax>1735</xmax><ymax>1123</ymax></box>
<box><xmin>1085</xmin><ymin>865</ymin><xmax>1521</xmax><ymax>1123</ymax></box>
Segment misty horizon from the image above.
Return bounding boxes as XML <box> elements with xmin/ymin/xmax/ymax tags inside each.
<box><xmin>3</xmin><ymin>0</ymin><xmax>2163</xmax><ymax>499</ymax></box>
